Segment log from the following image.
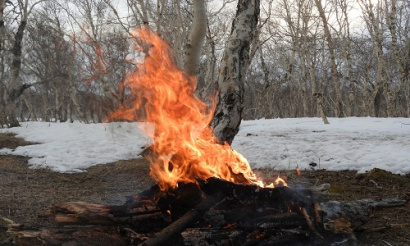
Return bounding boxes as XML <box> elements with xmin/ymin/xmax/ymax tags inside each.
<box><xmin>10</xmin><ymin>226</ymin><xmax>130</xmax><ymax>246</ymax></box>
<box><xmin>198</xmin><ymin>177</ymin><xmax>307</xmax><ymax>211</ymax></box>
<box><xmin>320</xmin><ymin>197</ymin><xmax>407</xmax><ymax>231</ymax></box>
<box><xmin>138</xmin><ymin>191</ymin><xmax>225</xmax><ymax>246</ymax></box>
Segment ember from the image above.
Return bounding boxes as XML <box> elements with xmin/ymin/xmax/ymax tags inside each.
<box><xmin>108</xmin><ymin>27</ymin><xmax>282</xmax><ymax>191</ymax></box>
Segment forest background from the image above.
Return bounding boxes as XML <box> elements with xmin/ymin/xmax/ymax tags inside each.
<box><xmin>0</xmin><ymin>0</ymin><xmax>409</xmax><ymax>128</ymax></box>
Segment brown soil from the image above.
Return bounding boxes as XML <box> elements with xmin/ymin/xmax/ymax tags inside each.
<box><xmin>0</xmin><ymin>133</ymin><xmax>409</xmax><ymax>245</ymax></box>
<box><xmin>0</xmin><ymin>133</ymin><xmax>36</xmax><ymax>149</ymax></box>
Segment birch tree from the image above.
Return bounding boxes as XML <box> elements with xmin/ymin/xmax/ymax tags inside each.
<box><xmin>211</xmin><ymin>0</ymin><xmax>260</xmax><ymax>144</ymax></box>
<box><xmin>183</xmin><ymin>0</ymin><xmax>206</xmax><ymax>76</ymax></box>
<box><xmin>0</xmin><ymin>0</ymin><xmax>7</xmax><ymax>126</ymax></box>
<box><xmin>196</xmin><ymin>0</ymin><xmax>236</xmax><ymax>102</ymax></box>
<box><xmin>359</xmin><ymin>0</ymin><xmax>393</xmax><ymax>117</ymax></box>
<box><xmin>0</xmin><ymin>0</ymin><xmax>45</xmax><ymax>127</ymax></box>
<box><xmin>299</xmin><ymin>0</ymin><xmax>329</xmax><ymax>124</ymax></box>
<box><xmin>333</xmin><ymin>0</ymin><xmax>355</xmax><ymax>116</ymax></box>
<box><xmin>314</xmin><ymin>0</ymin><xmax>344</xmax><ymax>117</ymax></box>
<box><xmin>385</xmin><ymin>0</ymin><xmax>409</xmax><ymax>116</ymax></box>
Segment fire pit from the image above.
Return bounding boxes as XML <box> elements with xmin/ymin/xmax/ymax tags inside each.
<box><xmin>9</xmin><ymin>175</ymin><xmax>406</xmax><ymax>246</ymax></box>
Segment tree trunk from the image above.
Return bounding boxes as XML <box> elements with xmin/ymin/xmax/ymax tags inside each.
<box><xmin>339</xmin><ymin>0</ymin><xmax>355</xmax><ymax>116</ymax></box>
<box><xmin>314</xmin><ymin>0</ymin><xmax>344</xmax><ymax>117</ymax></box>
<box><xmin>5</xmin><ymin>13</ymin><xmax>28</xmax><ymax>127</ymax></box>
<box><xmin>183</xmin><ymin>0</ymin><xmax>206</xmax><ymax>77</ymax></box>
<box><xmin>70</xmin><ymin>89</ymin><xmax>88</xmax><ymax>123</ymax></box>
<box><xmin>365</xmin><ymin>82</ymin><xmax>380</xmax><ymax>117</ymax></box>
<box><xmin>406</xmin><ymin>38</ymin><xmax>410</xmax><ymax>117</ymax></box>
<box><xmin>22</xmin><ymin>96</ymin><xmax>35</xmax><ymax>121</ymax></box>
<box><xmin>370</xmin><ymin>2</ymin><xmax>393</xmax><ymax>117</ymax></box>
<box><xmin>211</xmin><ymin>0</ymin><xmax>260</xmax><ymax>145</ymax></box>
<box><xmin>258</xmin><ymin>45</ymin><xmax>273</xmax><ymax>119</ymax></box>
<box><xmin>304</xmin><ymin>47</ymin><xmax>329</xmax><ymax>124</ymax></box>
<box><xmin>172</xmin><ymin>1</ymin><xmax>184</xmax><ymax>69</ymax></box>
<box><xmin>300</xmin><ymin>59</ymin><xmax>309</xmax><ymax>117</ymax></box>
<box><xmin>0</xmin><ymin>0</ymin><xmax>5</xmax><ymax>127</ymax></box>
<box><xmin>385</xmin><ymin>0</ymin><xmax>408</xmax><ymax>117</ymax></box>
<box><xmin>1</xmin><ymin>0</ymin><xmax>38</xmax><ymax>127</ymax></box>
<box><xmin>197</xmin><ymin>26</ymin><xmax>217</xmax><ymax>102</ymax></box>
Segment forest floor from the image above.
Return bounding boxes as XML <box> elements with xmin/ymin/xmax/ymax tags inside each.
<box><xmin>0</xmin><ymin>133</ymin><xmax>409</xmax><ymax>246</ymax></box>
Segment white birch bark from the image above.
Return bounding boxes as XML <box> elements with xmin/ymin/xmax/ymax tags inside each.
<box><xmin>359</xmin><ymin>0</ymin><xmax>392</xmax><ymax>117</ymax></box>
<box><xmin>2</xmin><ymin>0</ymin><xmax>45</xmax><ymax>127</ymax></box>
<box><xmin>211</xmin><ymin>0</ymin><xmax>260</xmax><ymax>144</ymax></box>
<box><xmin>0</xmin><ymin>0</ymin><xmax>6</xmax><ymax>126</ymax></box>
<box><xmin>304</xmin><ymin>43</ymin><xmax>329</xmax><ymax>124</ymax></box>
<box><xmin>184</xmin><ymin>0</ymin><xmax>206</xmax><ymax>76</ymax></box>
<box><xmin>335</xmin><ymin>0</ymin><xmax>355</xmax><ymax>116</ymax></box>
<box><xmin>385</xmin><ymin>0</ymin><xmax>408</xmax><ymax>117</ymax></box>
<box><xmin>314</xmin><ymin>0</ymin><xmax>344</xmax><ymax>117</ymax></box>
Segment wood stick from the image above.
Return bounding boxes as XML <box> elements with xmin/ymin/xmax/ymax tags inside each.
<box><xmin>301</xmin><ymin>207</ymin><xmax>323</xmax><ymax>239</ymax></box>
<box><xmin>313</xmin><ymin>203</ymin><xmax>321</xmax><ymax>226</ymax></box>
<box><xmin>301</xmin><ymin>207</ymin><xmax>314</xmax><ymax>231</ymax></box>
<box><xmin>138</xmin><ymin>192</ymin><xmax>225</xmax><ymax>246</ymax></box>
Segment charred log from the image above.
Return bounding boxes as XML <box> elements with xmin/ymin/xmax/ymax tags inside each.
<box><xmin>139</xmin><ymin>191</ymin><xmax>225</xmax><ymax>246</ymax></box>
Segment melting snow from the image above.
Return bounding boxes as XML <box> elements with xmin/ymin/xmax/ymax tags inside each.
<box><xmin>1</xmin><ymin>117</ymin><xmax>409</xmax><ymax>174</ymax></box>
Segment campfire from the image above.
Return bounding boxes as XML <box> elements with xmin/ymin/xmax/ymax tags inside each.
<box><xmin>8</xmin><ymin>28</ymin><xmax>407</xmax><ymax>246</ymax></box>
<box><xmin>108</xmin><ymin>27</ymin><xmax>279</xmax><ymax>191</ymax></box>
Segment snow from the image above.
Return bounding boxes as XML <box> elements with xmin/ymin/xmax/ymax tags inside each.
<box><xmin>1</xmin><ymin>117</ymin><xmax>409</xmax><ymax>175</ymax></box>
<box><xmin>0</xmin><ymin>122</ymin><xmax>152</xmax><ymax>172</ymax></box>
<box><xmin>232</xmin><ymin>117</ymin><xmax>410</xmax><ymax>175</ymax></box>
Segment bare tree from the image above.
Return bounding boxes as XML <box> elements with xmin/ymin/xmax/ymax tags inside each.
<box><xmin>333</xmin><ymin>0</ymin><xmax>355</xmax><ymax>116</ymax></box>
<box><xmin>300</xmin><ymin>0</ymin><xmax>329</xmax><ymax>124</ymax></box>
<box><xmin>385</xmin><ymin>0</ymin><xmax>409</xmax><ymax>117</ymax></box>
<box><xmin>0</xmin><ymin>0</ymin><xmax>45</xmax><ymax>127</ymax></box>
<box><xmin>0</xmin><ymin>0</ymin><xmax>7</xmax><ymax>126</ymax></box>
<box><xmin>196</xmin><ymin>0</ymin><xmax>236</xmax><ymax>102</ymax></box>
<box><xmin>314</xmin><ymin>0</ymin><xmax>344</xmax><ymax>117</ymax></box>
<box><xmin>359</xmin><ymin>0</ymin><xmax>393</xmax><ymax>117</ymax></box>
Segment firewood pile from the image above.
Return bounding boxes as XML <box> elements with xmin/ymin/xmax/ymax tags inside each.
<box><xmin>7</xmin><ymin>177</ymin><xmax>406</xmax><ymax>246</ymax></box>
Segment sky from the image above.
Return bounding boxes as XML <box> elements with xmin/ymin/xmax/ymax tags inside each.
<box><xmin>1</xmin><ymin>117</ymin><xmax>409</xmax><ymax>175</ymax></box>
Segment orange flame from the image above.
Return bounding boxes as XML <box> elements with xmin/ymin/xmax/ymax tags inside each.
<box><xmin>109</xmin><ymin>27</ymin><xmax>281</xmax><ymax>191</ymax></box>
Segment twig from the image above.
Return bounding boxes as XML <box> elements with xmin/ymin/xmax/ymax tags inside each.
<box><xmin>369</xmin><ymin>179</ymin><xmax>383</xmax><ymax>189</ymax></box>
<box><xmin>312</xmin><ymin>183</ymin><xmax>331</xmax><ymax>193</ymax></box>
<box><xmin>283</xmin><ymin>144</ymin><xmax>291</xmax><ymax>169</ymax></box>
<box><xmin>381</xmin><ymin>240</ymin><xmax>393</xmax><ymax>246</ymax></box>
<box><xmin>0</xmin><ymin>216</ymin><xmax>20</xmax><ymax>227</ymax></box>
<box><xmin>401</xmin><ymin>122</ymin><xmax>410</xmax><ymax>128</ymax></box>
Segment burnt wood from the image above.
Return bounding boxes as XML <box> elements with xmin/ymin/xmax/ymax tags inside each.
<box><xmin>6</xmin><ymin>178</ymin><xmax>407</xmax><ymax>246</ymax></box>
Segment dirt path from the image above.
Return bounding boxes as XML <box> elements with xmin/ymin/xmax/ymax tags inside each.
<box><xmin>0</xmin><ymin>133</ymin><xmax>409</xmax><ymax>245</ymax></box>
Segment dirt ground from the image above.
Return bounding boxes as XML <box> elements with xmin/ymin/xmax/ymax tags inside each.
<box><xmin>0</xmin><ymin>133</ymin><xmax>409</xmax><ymax>246</ymax></box>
